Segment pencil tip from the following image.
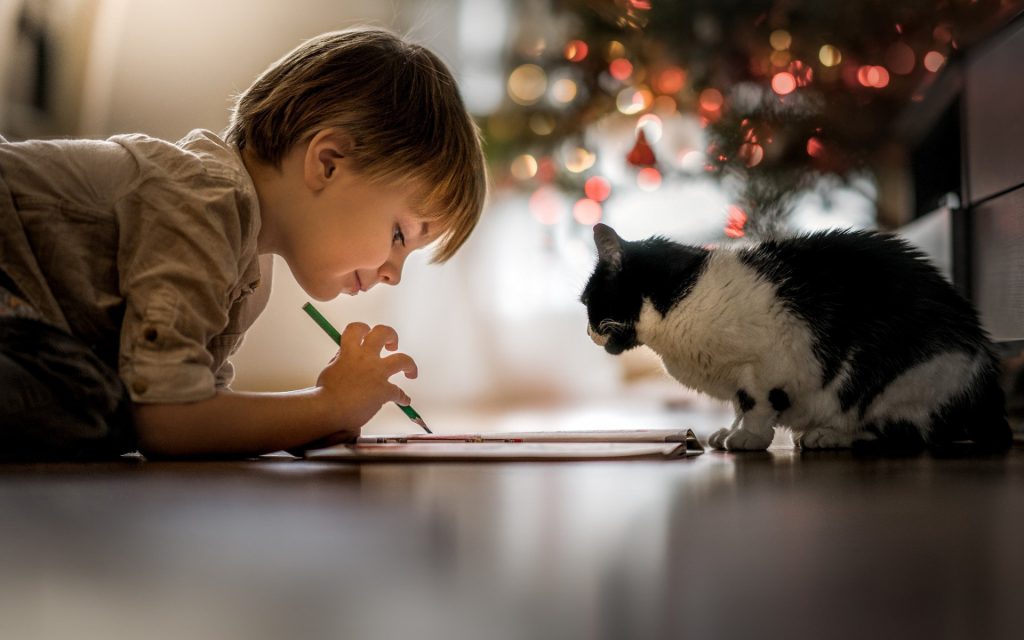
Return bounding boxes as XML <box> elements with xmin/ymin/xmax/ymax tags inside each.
<box><xmin>414</xmin><ymin>418</ymin><xmax>432</xmax><ymax>434</ymax></box>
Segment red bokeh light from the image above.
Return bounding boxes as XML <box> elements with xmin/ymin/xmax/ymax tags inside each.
<box><xmin>807</xmin><ymin>137</ymin><xmax>825</xmax><ymax>158</ymax></box>
<box><xmin>771</xmin><ymin>72</ymin><xmax>797</xmax><ymax>95</ymax></box>
<box><xmin>609</xmin><ymin>58</ymin><xmax>633</xmax><ymax>81</ymax></box>
<box><xmin>584</xmin><ymin>176</ymin><xmax>612</xmax><ymax>202</ymax></box>
<box><xmin>654</xmin><ymin>66</ymin><xmax>687</xmax><ymax>94</ymax></box>
<box><xmin>699</xmin><ymin>88</ymin><xmax>724</xmax><ymax>112</ymax></box>
<box><xmin>637</xmin><ymin>167</ymin><xmax>662</xmax><ymax>191</ymax></box>
<box><xmin>565</xmin><ymin>40</ymin><xmax>589</xmax><ymax>63</ymax></box>
<box><xmin>857</xmin><ymin>65</ymin><xmax>890</xmax><ymax>88</ymax></box>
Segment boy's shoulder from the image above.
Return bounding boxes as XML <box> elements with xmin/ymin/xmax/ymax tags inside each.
<box><xmin>109</xmin><ymin>129</ymin><xmax>247</xmax><ymax>185</ymax></box>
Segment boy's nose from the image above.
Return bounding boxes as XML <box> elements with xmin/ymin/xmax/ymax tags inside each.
<box><xmin>377</xmin><ymin>260</ymin><xmax>403</xmax><ymax>286</ymax></box>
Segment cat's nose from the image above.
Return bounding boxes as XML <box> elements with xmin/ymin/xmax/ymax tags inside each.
<box><xmin>587</xmin><ymin>325</ymin><xmax>609</xmax><ymax>347</ymax></box>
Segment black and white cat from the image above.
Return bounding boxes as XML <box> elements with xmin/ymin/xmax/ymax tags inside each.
<box><xmin>581</xmin><ymin>223</ymin><xmax>1011</xmax><ymax>452</ymax></box>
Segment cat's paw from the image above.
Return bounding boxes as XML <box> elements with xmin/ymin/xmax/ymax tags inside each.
<box><xmin>794</xmin><ymin>428</ymin><xmax>853</xmax><ymax>450</ymax></box>
<box><xmin>708</xmin><ymin>428</ymin><xmax>731</xmax><ymax>450</ymax></box>
<box><xmin>723</xmin><ymin>429</ymin><xmax>772</xmax><ymax>451</ymax></box>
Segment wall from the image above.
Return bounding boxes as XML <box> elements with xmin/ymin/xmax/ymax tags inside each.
<box><xmin>46</xmin><ymin>0</ymin><xmax>633</xmax><ymax>415</ymax></box>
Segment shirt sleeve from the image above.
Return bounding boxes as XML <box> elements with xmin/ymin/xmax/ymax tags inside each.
<box><xmin>113</xmin><ymin>135</ymin><xmax>257</xmax><ymax>403</ymax></box>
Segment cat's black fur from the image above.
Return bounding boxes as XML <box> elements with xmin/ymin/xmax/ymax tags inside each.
<box><xmin>582</xmin><ymin>224</ymin><xmax>1011</xmax><ymax>453</ymax></box>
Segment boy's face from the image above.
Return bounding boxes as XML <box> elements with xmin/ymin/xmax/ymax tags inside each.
<box><xmin>281</xmin><ymin>152</ymin><xmax>439</xmax><ymax>302</ymax></box>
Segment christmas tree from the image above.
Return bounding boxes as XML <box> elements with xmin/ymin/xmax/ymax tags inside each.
<box><xmin>484</xmin><ymin>0</ymin><xmax>1022</xmax><ymax>239</ymax></box>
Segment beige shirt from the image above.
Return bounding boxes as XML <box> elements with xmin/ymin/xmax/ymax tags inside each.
<box><xmin>0</xmin><ymin>129</ymin><xmax>272</xmax><ymax>403</ymax></box>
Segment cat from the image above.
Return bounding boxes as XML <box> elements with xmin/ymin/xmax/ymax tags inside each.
<box><xmin>581</xmin><ymin>223</ymin><xmax>1012</xmax><ymax>453</ymax></box>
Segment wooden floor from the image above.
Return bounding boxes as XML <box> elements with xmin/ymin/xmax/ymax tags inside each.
<box><xmin>2</xmin><ymin>433</ymin><xmax>1022</xmax><ymax>640</ymax></box>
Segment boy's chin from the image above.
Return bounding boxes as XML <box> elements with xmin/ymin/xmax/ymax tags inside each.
<box><xmin>297</xmin><ymin>276</ymin><xmax>354</xmax><ymax>301</ymax></box>
<box><xmin>300</xmin><ymin>285</ymin><xmax>342</xmax><ymax>302</ymax></box>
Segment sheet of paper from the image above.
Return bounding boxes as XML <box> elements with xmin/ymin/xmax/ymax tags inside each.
<box><xmin>305</xmin><ymin>429</ymin><xmax>703</xmax><ymax>462</ymax></box>
<box><xmin>357</xmin><ymin>428</ymin><xmax>698</xmax><ymax>444</ymax></box>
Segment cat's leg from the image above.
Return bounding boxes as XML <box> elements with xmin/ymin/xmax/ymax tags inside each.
<box><xmin>793</xmin><ymin>426</ymin><xmax>855</xmax><ymax>449</ymax></box>
<box><xmin>710</xmin><ymin>385</ymin><xmax>775</xmax><ymax>451</ymax></box>
<box><xmin>723</xmin><ymin>402</ymin><xmax>776</xmax><ymax>450</ymax></box>
<box><xmin>709</xmin><ymin>413</ymin><xmax>742</xmax><ymax>450</ymax></box>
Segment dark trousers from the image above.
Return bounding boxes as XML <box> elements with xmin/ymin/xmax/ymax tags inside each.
<box><xmin>0</xmin><ymin>316</ymin><xmax>136</xmax><ymax>461</ymax></box>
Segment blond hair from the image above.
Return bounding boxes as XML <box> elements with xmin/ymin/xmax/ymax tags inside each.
<box><xmin>226</xmin><ymin>28</ymin><xmax>487</xmax><ymax>262</ymax></box>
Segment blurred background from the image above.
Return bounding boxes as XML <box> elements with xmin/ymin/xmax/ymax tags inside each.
<box><xmin>2</xmin><ymin>0</ymin><xmax>1021</xmax><ymax>434</ymax></box>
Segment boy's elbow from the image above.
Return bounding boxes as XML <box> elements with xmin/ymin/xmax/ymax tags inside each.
<box><xmin>132</xmin><ymin>403</ymin><xmax>190</xmax><ymax>458</ymax></box>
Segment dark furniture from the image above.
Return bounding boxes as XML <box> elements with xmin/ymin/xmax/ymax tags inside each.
<box><xmin>901</xmin><ymin>11</ymin><xmax>1024</xmax><ymax>430</ymax></box>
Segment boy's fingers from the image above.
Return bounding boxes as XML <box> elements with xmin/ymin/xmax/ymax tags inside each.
<box><xmin>363</xmin><ymin>324</ymin><xmax>400</xmax><ymax>353</ymax></box>
<box><xmin>387</xmin><ymin>383</ymin><xmax>412</xmax><ymax>406</ymax></box>
<box><xmin>340</xmin><ymin>322</ymin><xmax>371</xmax><ymax>349</ymax></box>
<box><xmin>382</xmin><ymin>353</ymin><xmax>418</xmax><ymax>379</ymax></box>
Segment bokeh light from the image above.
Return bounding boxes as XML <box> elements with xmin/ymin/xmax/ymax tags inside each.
<box><xmin>699</xmin><ymin>88</ymin><xmax>724</xmax><ymax>111</ymax></box>
<box><xmin>654</xmin><ymin>66</ymin><xmax>687</xmax><ymax>94</ymax></box>
<box><xmin>637</xmin><ymin>167</ymin><xmax>662</xmax><ymax>191</ymax></box>
<box><xmin>616</xmin><ymin>87</ymin><xmax>653</xmax><ymax>114</ymax></box>
<box><xmin>529</xmin><ymin>186</ymin><xmax>565</xmax><ymax>225</ymax></box>
<box><xmin>770</xmin><ymin>50</ymin><xmax>791</xmax><ymax>67</ymax></box>
<box><xmin>572</xmin><ymin>198</ymin><xmax>603</xmax><ymax>225</ymax></box>
<box><xmin>678</xmin><ymin>150</ymin><xmax>705</xmax><ymax>173</ymax></box>
<box><xmin>508</xmin><ymin>64</ymin><xmax>547</xmax><ymax>105</ymax></box>
<box><xmin>769</xmin><ymin>29</ymin><xmax>792</xmax><ymax>51</ymax></box>
<box><xmin>636</xmin><ymin>113</ymin><xmax>663</xmax><ymax>143</ymax></box>
<box><xmin>607</xmin><ymin>40</ymin><xmax>625</xmax><ymax>60</ymax></box>
<box><xmin>771</xmin><ymin>72</ymin><xmax>797</xmax><ymax>95</ymax></box>
<box><xmin>609</xmin><ymin>58</ymin><xmax>634</xmax><ymax>81</ymax></box>
<box><xmin>652</xmin><ymin>95</ymin><xmax>678</xmax><ymax>114</ymax></box>
<box><xmin>885</xmin><ymin>42</ymin><xmax>916</xmax><ymax>75</ymax></box>
<box><xmin>924</xmin><ymin>51</ymin><xmax>946</xmax><ymax>72</ymax></box>
<box><xmin>584</xmin><ymin>176</ymin><xmax>612</xmax><ymax>202</ymax></box>
<box><xmin>806</xmin><ymin>137</ymin><xmax>825</xmax><ymax>158</ymax></box>
<box><xmin>818</xmin><ymin>44</ymin><xmax>842</xmax><ymax>67</ymax></box>
<box><xmin>857</xmin><ymin>65</ymin><xmax>890</xmax><ymax>88</ymax></box>
<box><xmin>739</xmin><ymin>142</ymin><xmax>764</xmax><ymax>168</ymax></box>
<box><xmin>564</xmin><ymin>147</ymin><xmax>596</xmax><ymax>173</ymax></box>
<box><xmin>550</xmin><ymin>78</ymin><xmax>578</xmax><ymax>103</ymax></box>
<box><xmin>510</xmin><ymin>154</ymin><xmax>538</xmax><ymax>180</ymax></box>
<box><xmin>564</xmin><ymin>40</ymin><xmax>589</xmax><ymax>62</ymax></box>
<box><xmin>528</xmin><ymin>113</ymin><xmax>555</xmax><ymax>135</ymax></box>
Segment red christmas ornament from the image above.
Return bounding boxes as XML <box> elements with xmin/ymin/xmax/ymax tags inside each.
<box><xmin>626</xmin><ymin>129</ymin><xmax>657</xmax><ymax>167</ymax></box>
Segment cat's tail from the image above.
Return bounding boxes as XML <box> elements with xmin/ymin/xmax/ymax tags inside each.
<box><xmin>933</xmin><ymin>361</ymin><xmax>1013</xmax><ymax>453</ymax></box>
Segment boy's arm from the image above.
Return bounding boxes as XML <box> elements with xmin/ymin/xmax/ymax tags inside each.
<box><xmin>133</xmin><ymin>322</ymin><xmax>416</xmax><ymax>458</ymax></box>
<box><xmin>134</xmin><ymin>388</ymin><xmax>334</xmax><ymax>458</ymax></box>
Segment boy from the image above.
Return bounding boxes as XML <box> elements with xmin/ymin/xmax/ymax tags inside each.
<box><xmin>0</xmin><ymin>28</ymin><xmax>487</xmax><ymax>460</ymax></box>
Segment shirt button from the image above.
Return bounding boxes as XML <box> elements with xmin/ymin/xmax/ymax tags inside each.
<box><xmin>131</xmin><ymin>379</ymin><xmax>148</xmax><ymax>395</ymax></box>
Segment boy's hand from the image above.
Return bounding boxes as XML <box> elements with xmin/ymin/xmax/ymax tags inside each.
<box><xmin>313</xmin><ymin>322</ymin><xmax>418</xmax><ymax>438</ymax></box>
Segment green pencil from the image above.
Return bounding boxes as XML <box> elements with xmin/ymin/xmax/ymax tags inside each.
<box><xmin>302</xmin><ymin>302</ymin><xmax>432</xmax><ymax>434</ymax></box>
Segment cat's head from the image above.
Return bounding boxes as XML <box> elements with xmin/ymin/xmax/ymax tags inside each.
<box><xmin>580</xmin><ymin>224</ymin><xmax>643</xmax><ymax>355</ymax></box>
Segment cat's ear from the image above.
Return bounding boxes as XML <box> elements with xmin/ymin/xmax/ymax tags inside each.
<box><xmin>594</xmin><ymin>223</ymin><xmax>623</xmax><ymax>270</ymax></box>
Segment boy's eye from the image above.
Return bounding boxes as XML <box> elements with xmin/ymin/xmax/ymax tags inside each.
<box><xmin>393</xmin><ymin>225</ymin><xmax>406</xmax><ymax>246</ymax></box>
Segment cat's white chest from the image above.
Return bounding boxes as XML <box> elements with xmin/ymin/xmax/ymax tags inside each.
<box><xmin>635</xmin><ymin>252</ymin><xmax>798</xmax><ymax>400</ymax></box>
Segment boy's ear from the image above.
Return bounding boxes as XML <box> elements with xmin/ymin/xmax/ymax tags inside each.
<box><xmin>303</xmin><ymin>129</ymin><xmax>353</xmax><ymax>191</ymax></box>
